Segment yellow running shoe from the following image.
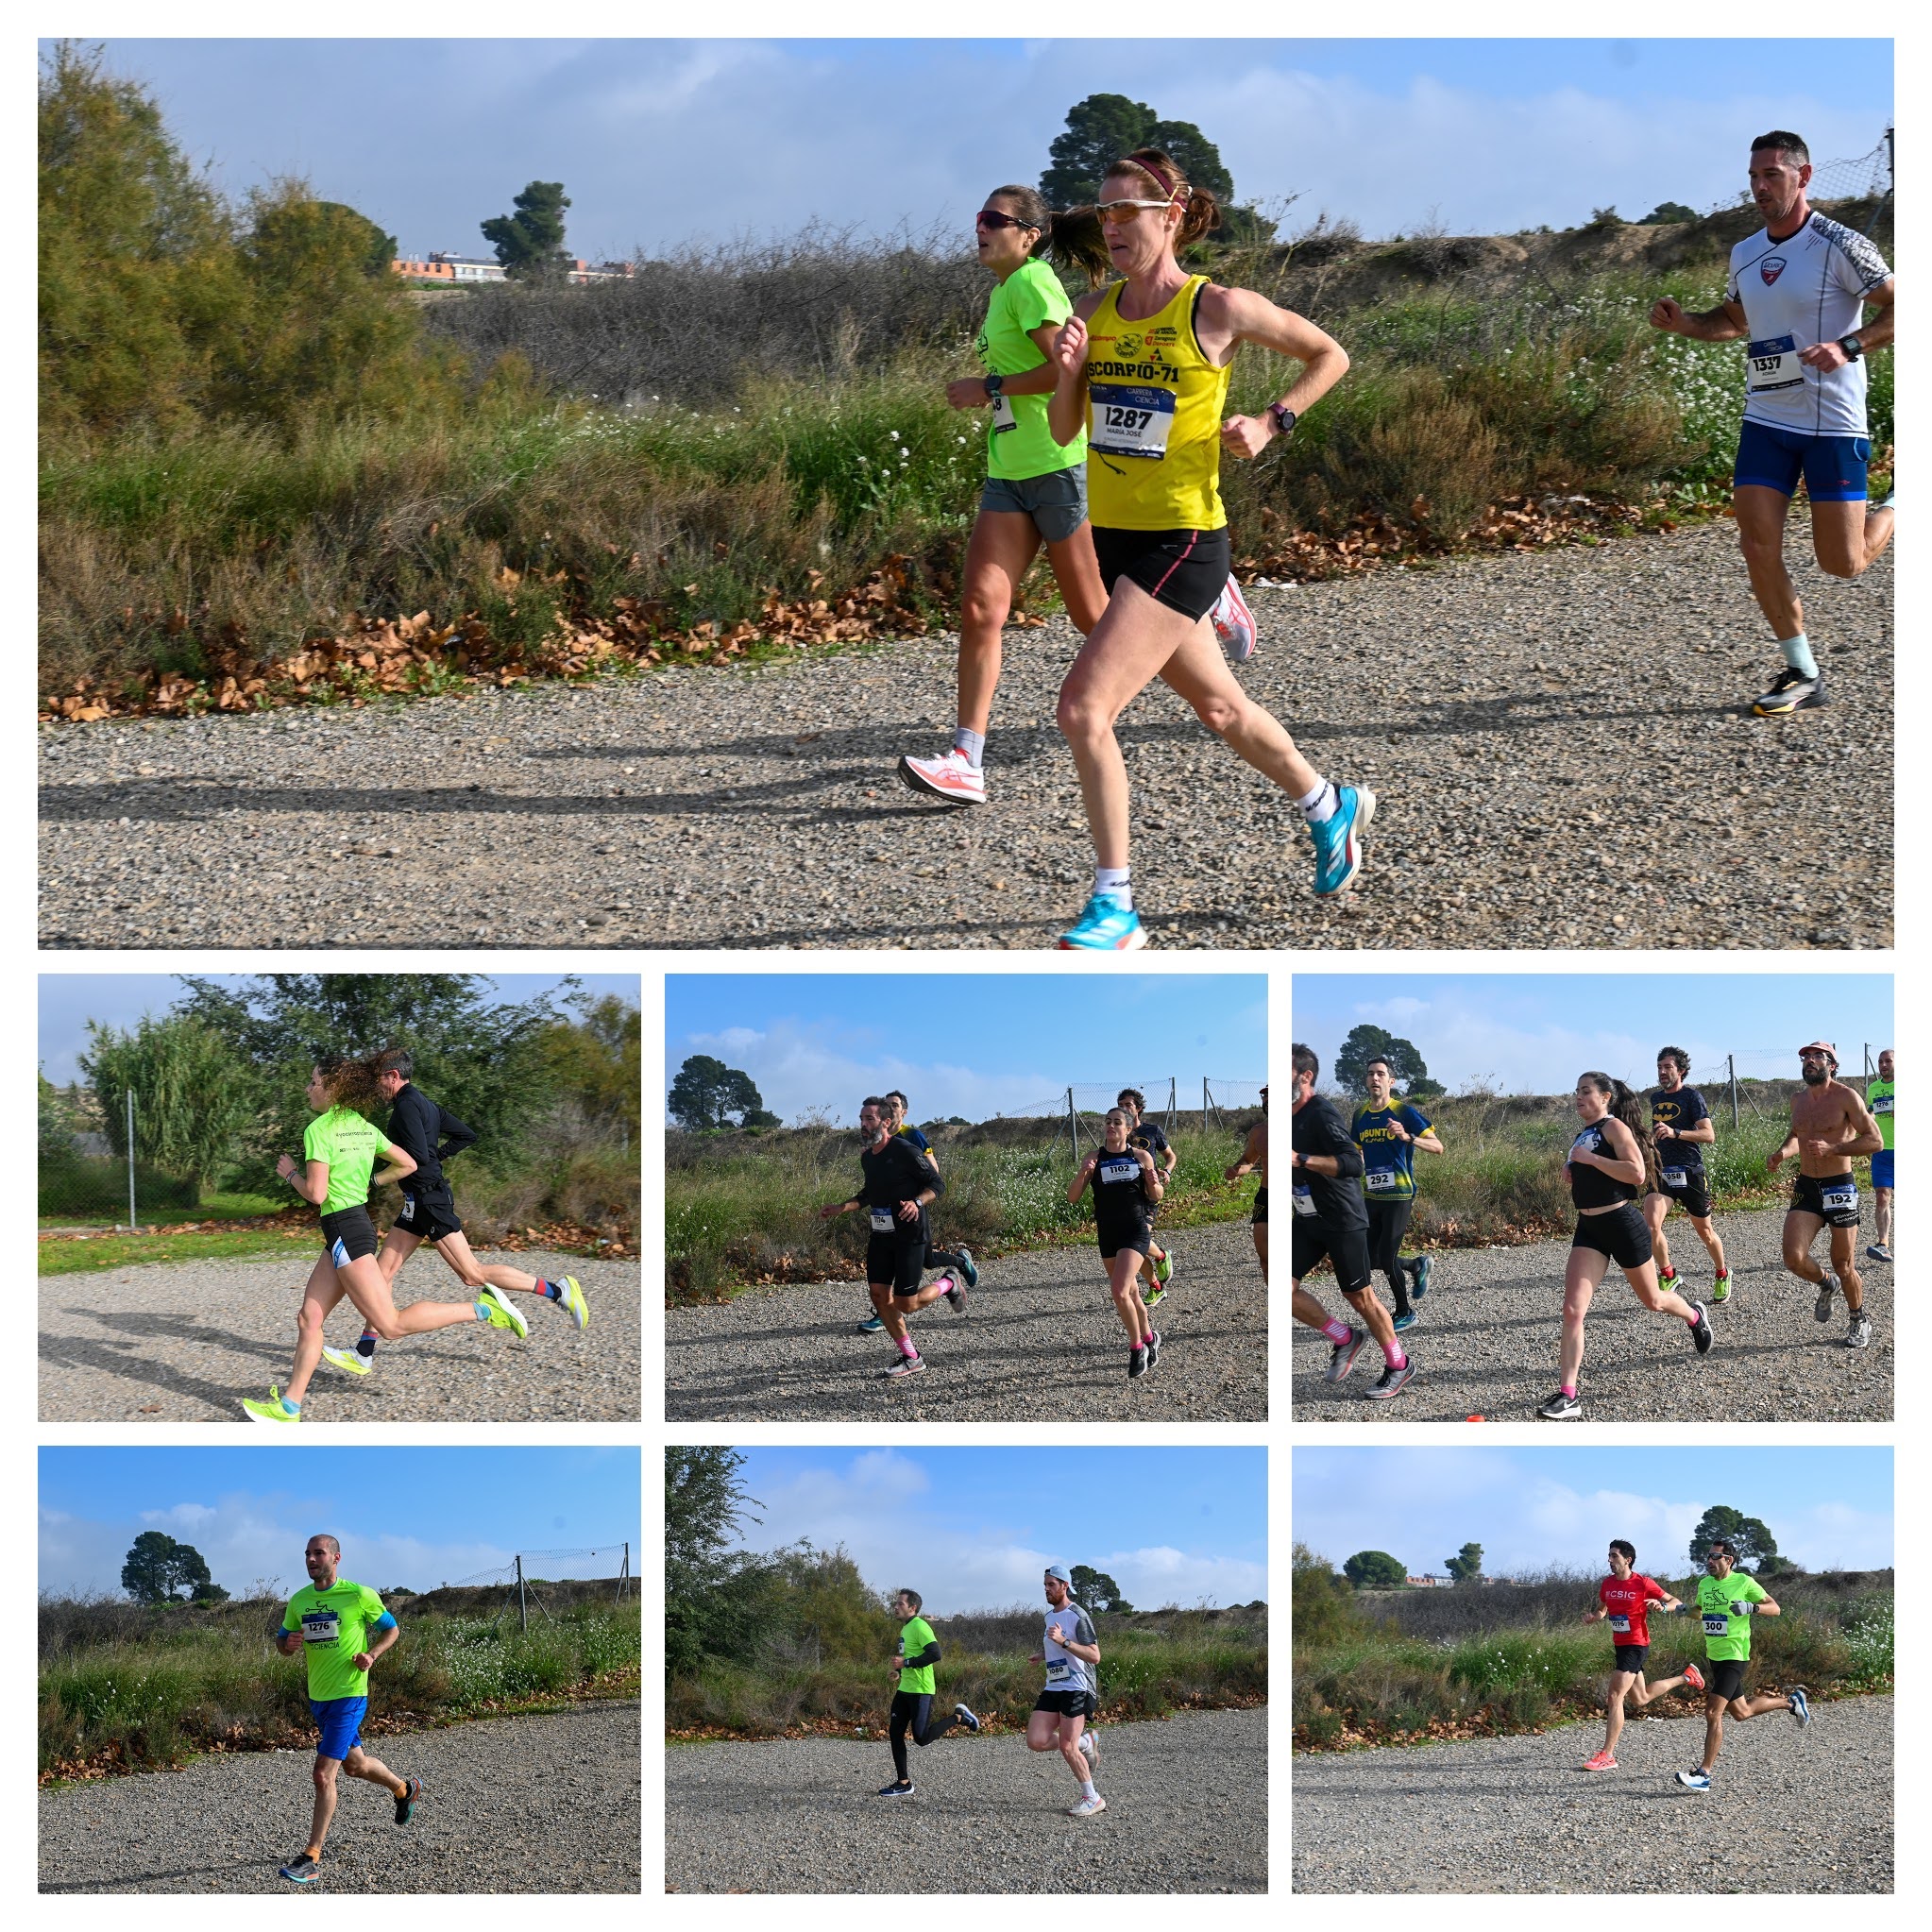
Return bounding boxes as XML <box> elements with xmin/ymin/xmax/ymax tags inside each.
<box><xmin>557</xmin><ymin>1276</ymin><xmax>589</xmax><ymax>1330</ymax></box>
<box><xmin>479</xmin><ymin>1286</ymin><xmax>529</xmax><ymax>1338</ymax></box>
<box><xmin>321</xmin><ymin>1347</ymin><xmax>372</xmax><ymax>1376</ymax></box>
<box><xmin>242</xmin><ymin>1385</ymin><xmax>301</xmax><ymax>1425</ymax></box>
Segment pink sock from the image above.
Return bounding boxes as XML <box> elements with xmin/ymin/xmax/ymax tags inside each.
<box><xmin>895</xmin><ymin>1333</ymin><xmax>918</xmax><ymax>1360</ymax></box>
<box><xmin>1560</xmin><ymin>1384</ymin><xmax>1576</xmax><ymax>1399</ymax></box>
<box><xmin>1322</xmin><ymin>1318</ymin><xmax>1351</xmax><ymax>1345</ymax></box>
<box><xmin>1385</xmin><ymin>1346</ymin><xmax>1407</xmax><ymax>1369</ymax></box>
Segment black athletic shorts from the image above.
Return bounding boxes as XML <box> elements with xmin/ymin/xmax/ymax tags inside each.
<box><xmin>1092</xmin><ymin>525</ymin><xmax>1231</xmax><ymax>622</ymax></box>
<box><xmin>1098</xmin><ymin>1219</ymin><xmax>1154</xmax><ymax>1262</ymax></box>
<box><xmin>1790</xmin><ymin>1172</ymin><xmax>1860</xmax><ymax>1228</ymax></box>
<box><xmin>1572</xmin><ymin>1203</ymin><xmax>1653</xmax><ymax>1271</ymax></box>
<box><xmin>866</xmin><ymin>1229</ymin><xmax>927</xmax><ymax>1296</ymax></box>
<box><xmin>1611</xmin><ymin>1644</ymin><xmax>1650</xmax><ymax>1675</ymax></box>
<box><xmin>319</xmin><ymin>1205</ymin><xmax>380</xmax><ymax>1267</ymax></box>
<box><xmin>1706</xmin><ymin>1658</ymin><xmax>1749</xmax><ymax>1702</ymax></box>
<box><xmin>1291</xmin><ymin>1218</ymin><xmax>1374</xmax><ymax>1296</ymax></box>
<box><xmin>1647</xmin><ymin>1169</ymin><xmax>1714</xmax><ymax>1219</ymax></box>
<box><xmin>1252</xmin><ymin>1186</ymin><xmax>1267</xmax><ymax>1227</ymax></box>
<box><xmin>395</xmin><ymin>1184</ymin><xmax>463</xmax><ymax>1245</ymax></box>
<box><xmin>1034</xmin><ymin>1688</ymin><xmax>1098</xmax><ymax>1720</ymax></box>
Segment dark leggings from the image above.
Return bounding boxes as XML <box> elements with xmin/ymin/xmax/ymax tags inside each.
<box><xmin>924</xmin><ymin>1244</ymin><xmax>969</xmax><ymax>1274</ymax></box>
<box><xmin>1365</xmin><ymin>1199</ymin><xmax>1415</xmax><ymax>1313</ymax></box>
<box><xmin>890</xmin><ymin>1691</ymin><xmax>962</xmax><ymax>1780</ymax></box>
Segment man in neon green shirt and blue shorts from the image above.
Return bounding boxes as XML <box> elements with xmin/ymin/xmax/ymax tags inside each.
<box><xmin>274</xmin><ymin>1534</ymin><xmax>421</xmax><ymax>1883</ymax></box>
<box><xmin>1674</xmin><ymin>1537</ymin><xmax>1810</xmax><ymax>1790</ymax></box>
<box><xmin>1866</xmin><ymin>1047</ymin><xmax>1894</xmax><ymax>1262</ymax></box>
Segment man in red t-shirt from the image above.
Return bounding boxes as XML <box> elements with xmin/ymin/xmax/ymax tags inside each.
<box><xmin>1579</xmin><ymin>1538</ymin><xmax>1703</xmax><ymax>1769</ymax></box>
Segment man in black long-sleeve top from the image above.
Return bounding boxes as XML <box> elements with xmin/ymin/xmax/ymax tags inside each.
<box><xmin>318</xmin><ymin>1049</ymin><xmax>589</xmax><ymax>1379</ymax></box>
<box><xmin>821</xmin><ymin>1096</ymin><xmax>965</xmax><ymax>1380</ymax></box>
<box><xmin>1291</xmin><ymin>1042</ymin><xmax>1415</xmax><ymax>1401</ymax></box>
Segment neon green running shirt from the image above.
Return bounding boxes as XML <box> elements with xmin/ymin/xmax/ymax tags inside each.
<box><xmin>1868</xmin><ymin>1079</ymin><xmax>1894</xmax><ymax>1150</ymax></box>
<box><xmin>1695</xmin><ymin>1570</ymin><xmax>1769</xmax><ymax>1661</ymax></box>
<box><xmin>282</xmin><ymin>1580</ymin><xmax>390</xmax><ymax>1699</ymax></box>
<box><xmin>976</xmin><ymin>258</ymin><xmax>1086</xmax><ymax>483</ymax></box>
<box><xmin>302</xmin><ymin>1107</ymin><xmax>388</xmax><ymax>1213</ymax></box>
<box><xmin>896</xmin><ymin>1615</ymin><xmax>938</xmax><ymax>1696</ymax></box>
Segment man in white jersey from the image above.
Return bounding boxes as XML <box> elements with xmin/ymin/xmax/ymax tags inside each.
<box><xmin>1025</xmin><ymin>1565</ymin><xmax>1106</xmax><ymax>1817</ymax></box>
<box><xmin>1649</xmin><ymin>130</ymin><xmax>1894</xmax><ymax>717</ymax></box>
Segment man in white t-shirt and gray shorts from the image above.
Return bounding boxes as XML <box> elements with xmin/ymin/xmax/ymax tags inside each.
<box><xmin>1649</xmin><ymin>129</ymin><xmax>1894</xmax><ymax>717</ymax></box>
<box><xmin>1026</xmin><ymin>1565</ymin><xmax>1106</xmax><ymax>1817</ymax></box>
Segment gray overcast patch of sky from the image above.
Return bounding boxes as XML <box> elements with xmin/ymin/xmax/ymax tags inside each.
<box><xmin>37</xmin><ymin>973</ymin><xmax>637</xmax><ymax>1085</ymax></box>
<box><xmin>76</xmin><ymin>39</ymin><xmax>1892</xmax><ymax>261</ymax></box>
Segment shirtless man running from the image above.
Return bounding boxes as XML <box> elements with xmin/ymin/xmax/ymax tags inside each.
<box><xmin>1226</xmin><ymin>1085</ymin><xmax>1267</xmax><ymax>1280</ymax></box>
<box><xmin>1767</xmin><ymin>1041</ymin><xmax>1885</xmax><ymax>1348</ymax></box>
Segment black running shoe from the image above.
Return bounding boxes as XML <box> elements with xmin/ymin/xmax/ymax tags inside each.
<box><xmin>1145</xmin><ymin>1329</ymin><xmax>1162</xmax><ymax>1370</ymax></box>
<box><xmin>876</xmin><ymin>1780</ymin><xmax>916</xmax><ymax>1798</ymax></box>
<box><xmin>279</xmin><ymin>1855</ymin><xmax>321</xmax><ymax>1885</ymax></box>
<box><xmin>1538</xmin><ymin>1389</ymin><xmax>1582</xmax><ymax>1420</ymax></box>
<box><xmin>1688</xmin><ymin>1302</ymin><xmax>1713</xmax><ymax>1355</ymax></box>
<box><xmin>395</xmin><ymin>1774</ymin><xmax>420</xmax><ymax>1824</ymax></box>
<box><xmin>1128</xmin><ymin>1345</ymin><xmax>1148</xmax><ymax>1380</ymax></box>
<box><xmin>955</xmin><ymin>1702</ymin><xmax>981</xmax><ymax>1733</ymax></box>
<box><xmin>1752</xmin><ymin>666</ymin><xmax>1825</xmax><ymax>716</ymax></box>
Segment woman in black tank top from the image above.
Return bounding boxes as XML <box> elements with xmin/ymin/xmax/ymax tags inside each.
<box><xmin>1068</xmin><ymin>1108</ymin><xmax>1164</xmax><ymax>1375</ymax></box>
<box><xmin>1540</xmin><ymin>1073</ymin><xmax>1712</xmax><ymax>1422</ymax></box>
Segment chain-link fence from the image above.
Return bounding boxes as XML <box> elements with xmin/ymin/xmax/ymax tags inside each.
<box><xmin>39</xmin><ymin>1085</ymin><xmax>202</xmax><ymax>1227</ymax></box>
<box><xmin>1706</xmin><ymin>129</ymin><xmax>1893</xmax><ymax>247</ymax></box>
<box><xmin>435</xmin><ymin>1545</ymin><xmax>634</xmax><ymax>1632</ymax></box>
<box><xmin>991</xmin><ymin>1078</ymin><xmax>1267</xmax><ymax>1163</ymax></box>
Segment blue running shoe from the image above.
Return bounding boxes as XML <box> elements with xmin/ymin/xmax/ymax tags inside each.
<box><xmin>1310</xmin><ymin>786</ymin><xmax>1375</xmax><ymax>897</ymax></box>
<box><xmin>1788</xmin><ymin>1686</ymin><xmax>1810</xmax><ymax>1727</ymax></box>
<box><xmin>1411</xmin><ymin>1253</ymin><xmax>1432</xmax><ymax>1301</ymax></box>
<box><xmin>279</xmin><ymin>1855</ymin><xmax>321</xmax><ymax>1884</ymax></box>
<box><xmin>1674</xmin><ymin>1768</ymin><xmax>1713</xmax><ymax>1791</ymax></box>
<box><xmin>857</xmin><ymin>1313</ymin><xmax>884</xmax><ymax>1333</ymax></box>
<box><xmin>1057</xmin><ymin>892</ymin><xmax>1146</xmax><ymax>951</ymax></box>
<box><xmin>957</xmin><ymin>1246</ymin><xmax>978</xmax><ymax>1288</ymax></box>
<box><xmin>1393</xmin><ymin>1310</ymin><xmax>1418</xmax><ymax>1332</ymax></box>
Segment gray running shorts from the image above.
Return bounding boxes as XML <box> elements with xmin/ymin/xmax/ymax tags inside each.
<box><xmin>979</xmin><ymin>465</ymin><xmax>1088</xmax><ymax>544</ymax></box>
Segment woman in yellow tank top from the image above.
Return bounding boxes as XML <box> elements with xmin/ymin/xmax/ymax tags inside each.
<box><xmin>1045</xmin><ymin>148</ymin><xmax>1372</xmax><ymax>951</ymax></box>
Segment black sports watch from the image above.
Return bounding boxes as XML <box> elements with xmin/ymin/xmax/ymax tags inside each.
<box><xmin>1267</xmin><ymin>402</ymin><xmax>1297</xmax><ymax>437</ymax></box>
<box><xmin>984</xmin><ymin>372</ymin><xmax>1006</xmax><ymax>401</ymax></box>
<box><xmin>1838</xmin><ymin>335</ymin><xmax>1864</xmax><ymax>362</ymax></box>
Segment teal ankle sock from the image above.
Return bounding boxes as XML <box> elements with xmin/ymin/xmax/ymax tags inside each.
<box><xmin>1778</xmin><ymin>632</ymin><xmax>1818</xmax><ymax>678</ymax></box>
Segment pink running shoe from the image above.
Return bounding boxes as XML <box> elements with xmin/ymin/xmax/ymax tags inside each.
<box><xmin>1582</xmin><ymin>1750</ymin><xmax>1618</xmax><ymax>1771</ymax></box>
<box><xmin>897</xmin><ymin>749</ymin><xmax>986</xmax><ymax>805</ymax></box>
<box><xmin>1211</xmin><ymin>577</ymin><xmax>1258</xmax><ymax>662</ymax></box>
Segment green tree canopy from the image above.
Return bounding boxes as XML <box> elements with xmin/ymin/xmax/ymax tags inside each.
<box><xmin>1639</xmin><ymin>200</ymin><xmax>1701</xmax><ymax>225</ymax></box>
<box><xmin>1343</xmin><ymin>1550</ymin><xmax>1407</xmax><ymax>1590</ymax></box>
<box><xmin>534</xmin><ymin>987</ymin><xmax>642</xmax><ymax>1143</ymax></box>
<box><xmin>1292</xmin><ymin>1544</ymin><xmax>1371</xmax><ymax>1646</ymax></box>
<box><xmin>1040</xmin><ymin>93</ymin><xmax>1235</xmax><ymax>209</ymax></box>
<box><xmin>482</xmin><ymin>180</ymin><xmax>571</xmax><ymax>279</ymax></box>
<box><xmin>121</xmin><ymin>1530</ymin><xmax>218</xmax><ymax>1604</ymax></box>
<box><xmin>80</xmin><ymin>1014</ymin><xmax>255</xmax><ymax>1194</ymax></box>
<box><xmin>1071</xmin><ymin>1565</ymin><xmax>1133</xmax><ymax>1614</ymax></box>
<box><xmin>669</xmin><ymin>1055</ymin><xmax>771</xmax><ymax>1131</ymax></box>
<box><xmin>666</xmin><ymin>1447</ymin><xmax>771</xmax><ymax>1677</ymax></box>
<box><xmin>1445</xmin><ymin>1541</ymin><xmax>1484</xmax><ymax>1585</ymax></box>
<box><xmin>1689</xmin><ymin>1506</ymin><xmax>1779</xmax><ymax>1571</ymax></box>
<box><xmin>1334</xmin><ymin>1025</ymin><xmax>1433</xmax><ymax>1094</ymax></box>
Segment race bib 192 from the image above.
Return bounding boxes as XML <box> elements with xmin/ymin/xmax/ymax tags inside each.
<box><xmin>1746</xmin><ymin>333</ymin><xmax>1804</xmax><ymax>394</ymax></box>
<box><xmin>1822</xmin><ymin>1185</ymin><xmax>1856</xmax><ymax>1213</ymax></box>
<box><xmin>870</xmin><ymin>1209</ymin><xmax>895</xmax><ymax>1232</ymax></box>
<box><xmin>1090</xmin><ymin>383</ymin><xmax>1176</xmax><ymax>459</ymax></box>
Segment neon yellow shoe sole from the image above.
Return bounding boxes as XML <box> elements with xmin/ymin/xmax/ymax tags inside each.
<box><xmin>480</xmin><ymin>1287</ymin><xmax>529</xmax><ymax>1337</ymax></box>
<box><xmin>559</xmin><ymin>1276</ymin><xmax>588</xmax><ymax>1330</ymax></box>
<box><xmin>242</xmin><ymin>1385</ymin><xmax>300</xmax><ymax>1425</ymax></box>
<box><xmin>322</xmin><ymin>1347</ymin><xmax>372</xmax><ymax>1376</ymax></box>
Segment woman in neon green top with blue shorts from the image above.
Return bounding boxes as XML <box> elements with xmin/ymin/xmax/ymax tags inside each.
<box><xmin>897</xmin><ymin>185</ymin><xmax>1112</xmax><ymax>809</ymax></box>
<box><xmin>243</xmin><ymin>1054</ymin><xmax>528</xmax><ymax>1423</ymax></box>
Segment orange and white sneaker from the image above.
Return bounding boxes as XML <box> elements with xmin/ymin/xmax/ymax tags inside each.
<box><xmin>1211</xmin><ymin>577</ymin><xmax>1258</xmax><ymax>662</ymax></box>
<box><xmin>897</xmin><ymin>749</ymin><xmax>986</xmax><ymax>805</ymax></box>
<box><xmin>1682</xmin><ymin>1664</ymin><xmax>1705</xmax><ymax>1693</ymax></box>
<box><xmin>1582</xmin><ymin>1750</ymin><xmax>1618</xmax><ymax>1771</ymax></box>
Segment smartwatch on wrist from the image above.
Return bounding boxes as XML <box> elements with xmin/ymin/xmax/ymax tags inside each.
<box><xmin>984</xmin><ymin>373</ymin><xmax>1005</xmax><ymax>401</ymax></box>
<box><xmin>1839</xmin><ymin>335</ymin><xmax>1864</xmax><ymax>362</ymax></box>
<box><xmin>1267</xmin><ymin>402</ymin><xmax>1297</xmax><ymax>437</ymax></box>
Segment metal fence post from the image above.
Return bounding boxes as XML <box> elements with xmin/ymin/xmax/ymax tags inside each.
<box><xmin>126</xmin><ymin>1089</ymin><xmax>137</xmax><ymax>1230</ymax></box>
<box><xmin>1728</xmin><ymin>1055</ymin><xmax>1739</xmax><ymax>1129</ymax></box>
<box><xmin>517</xmin><ymin>1553</ymin><xmax>527</xmax><ymax>1634</ymax></box>
<box><xmin>1067</xmin><ymin>1087</ymin><xmax>1077</xmax><ymax>1164</ymax></box>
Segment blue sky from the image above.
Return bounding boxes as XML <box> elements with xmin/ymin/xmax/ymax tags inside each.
<box><xmin>1292</xmin><ymin>973</ymin><xmax>1892</xmax><ymax>1094</ymax></box>
<box><xmin>1293</xmin><ymin>1447</ymin><xmax>1892</xmax><ymax>1579</ymax></box>
<box><xmin>724</xmin><ymin>1447</ymin><xmax>1266</xmax><ymax>1613</ymax></box>
<box><xmin>39</xmin><ymin>1447</ymin><xmax>642</xmax><ymax>1599</ymax></box>
<box><xmin>667</xmin><ymin>973</ymin><xmax>1265</xmax><ymax>1124</ymax></box>
<box><xmin>38</xmin><ymin>974</ymin><xmax>638</xmax><ymax>1085</ymax></box>
<box><xmin>72</xmin><ymin>40</ymin><xmax>1892</xmax><ymax>257</ymax></box>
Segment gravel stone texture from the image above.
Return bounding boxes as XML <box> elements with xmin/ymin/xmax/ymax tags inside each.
<box><xmin>666</xmin><ymin>1216</ymin><xmax>1265</xmax><ymax>1420</ymax></box>
<box><xmin>1291</xmin><ymin>1206</ymin><xmax>1891</xmax><ymax>1423</ymax></box>
<box><xmin>666</xmin><ymin>1705</ymin><xmax>1264</xmax><ymax>1893</ymax></box>
<box><xmin>1293</xmin><ymin>1695</ymin><xmax>1891</xmax><ymax>1893</ymax></box>
<box><xmin>40</xmin><ymin>1703</ymin><xmax>641</xmax><ymax>1893</ymax></box>
<box><xmin>39</xmin><ymin>519</ymin><xmax>1890</xmax><ymax>951</ymax></box>
<box><xmin>39</xmin><ymin>1249</ymin><xmax>640</xmax><ymax>1422</ymax></box>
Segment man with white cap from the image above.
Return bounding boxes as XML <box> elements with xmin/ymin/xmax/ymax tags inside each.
<box><xmin>1026</xmin><ymin>1565</ymin><xmax>1105</xmax><ymax>1816</ymax></box>
<box><xmin>1767</xmin><ymin>1041</ymin><xmax>1886</xmax><ymax>1347</ymax></box>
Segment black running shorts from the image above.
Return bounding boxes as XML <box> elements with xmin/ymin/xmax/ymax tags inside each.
<box><xmin>319</xmin><ymin>1205</ymin><xmax>380</xmax><ymax>1267</ymax></box>
<box><xmin>1098</xmin><ymin>1218</ymin><xmax>1154</xmax><ymax>1262</ymax></box>
<box><xmin>1612</xmin><ymin>1643</ymin><xmax>1650</xmax><ymax>1675</ymax></box>
<box><xmin>1647</xmin><ymin>1169</ymin><xmax>1714</xmax><ymax>1219</ymax></box>
<box><xmin>395</xmin><ymin>1184</ymin><xmax>463</xmax><ymax>1245</ymax></box>
<box><xmin>1789</xmin><ymin>1172</ymin><xmax>1860</xmax><ymax>1228</ymax></box>
<box><xmin>1092</xmin><ymin>525</ymin><xmax>1230</xmax><ymax>622</ymax></box>
<box><xmin>1252</xmin><ymin>1186</ymin><xmax>1268</xmax><ymax>1227</ymax></box>
<box><xmin>1705</xmin><ymin>1658</ymin><xmax>1749</xmax><ymax>1702</ymax></box>
<box><xmin>1033</xmin><ymin>1688</ymin><xmax>1098</xmax><ymax>1720</ymax></box>
<box><xmin>867</xmin><ymin>1229</ymin><xmax>927</xmax><ymax>1296</ymax></box>
<box><xmin>1571</xmin><ymin>1203</ymin><xmax>1653</xmax><ymax>1271</ymax></box>
<box><xmin>1291</xmin><ymin>1218</ymin><xmax>1374</xmax><ymax>1296</ymax></box>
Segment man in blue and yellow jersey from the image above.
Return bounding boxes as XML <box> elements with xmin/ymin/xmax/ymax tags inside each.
<box><xmin>1866</xmin><ymin>1048</ymin><xmax>1894</xmax><ymax>1263</ymax></box>
<box><xmin>1352</xmin><ymin>1056</ymin><xmax>1443</xmax><ymax>1332</ymax></box>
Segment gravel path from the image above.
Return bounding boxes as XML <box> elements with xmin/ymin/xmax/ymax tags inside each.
<box><xmin>666</xmin><ymin>1216</ymin><xmax>1265</xmax><ymax>1420</ymax></box>
<box><xmin>40</xmin><ymin>1703</ymin><xmax>640</xmax><ymax>1893</ymax></box>
<box><xmin>666</xmin><ymin>1705</ymin><xmax>1264</xmax><ymax>1892</ymax></box>
<box><xmin>1293</xmin><ymin>1695</ymin><xmax>1890</xmax><ymax>1893</ymax></box>
<box><xmin>39</xmin><ymin>519</ymin><xmax>1890</xmax><ymax>951</ymax></box>
<box><xmin>39</xmin><ymin>1249</ymin><xmax>639</xmax><ymax>1421</ymax></box>
<box><xmin>1292</xmin><ymin>1207</ymin><xmax>1891</xmax><ymax>1423</ymax></box>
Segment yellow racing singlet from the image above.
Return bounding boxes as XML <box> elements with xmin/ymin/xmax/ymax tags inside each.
<box><xmin>1084</xmin><ymin>274</ymin><xmax>1230</xmax><ymax>532</ymax></box>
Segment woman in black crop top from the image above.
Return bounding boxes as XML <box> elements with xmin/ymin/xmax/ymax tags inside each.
<box><xmin>1539</xmin><ymin>1073</ymin><xmax>1714</xmax><ymax>1421</ymax></box>
<box><xmin>1068</xmin><ymin>1108</ymin><xmax>1165</xmax><ymax>1380</ymax></box>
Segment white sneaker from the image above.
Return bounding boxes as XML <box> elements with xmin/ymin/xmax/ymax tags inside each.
<box><xmin>1066</xmin><ymin>1793</ymin><xmax>1107</xmax><ymax>1817</ymax></box>
<box><xmin>897</xmin><ymin>749</ymin><xmax>986</xmax><ymax>805</ymax></box>
<box><xmin>321</xmin><ymin>1346</ymin><xmax>372</xmax><ymax>1377</ymax></box>
<box><xmin>1078</xmin><ymin>1727</ymin><xmax>1099</xmax><ymax>1768</ymax></box>
<box><xmin>1211</xmin><ymin>578</ymin><xmax>1258</xmax><ymax>662</ymax></box>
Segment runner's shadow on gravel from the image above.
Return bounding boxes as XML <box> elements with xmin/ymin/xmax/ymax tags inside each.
<box><xmin>38</xmin><ymin>1333</ymin><xmax>265</xmax><ymax>1415</ymax></box>
<box><xmin>42</xmin><ymin>1864</ymin><xmax>246</xmax><ymax>1892</ymax></box>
